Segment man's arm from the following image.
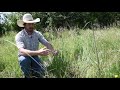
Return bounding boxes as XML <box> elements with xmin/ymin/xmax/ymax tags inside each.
<box><xmin>43</xmin><ymin>42</ymin><xmax>54</xmax><ymax>52</ymax></box>
<box><xmin>19</xmin><ymin>48</ymin><xmax>40</xmax><ymax>56</ymax></box>
<box><xmin>44</xmin><ymin>42</ymin><xmax>59</xmax><ymax>56</ymax></box>
<box><xmin>19</xmin><ymin>48</ymin><xmax>50</xmax><ymax>56</ymax></box>
<box><xmin>38</xmin><ymin>32</ymin><xmax>58</xmax><ymax>55</ymax></box>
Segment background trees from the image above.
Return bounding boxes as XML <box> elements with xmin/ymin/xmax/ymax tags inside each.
<box><xmin>1</xmin><ymin>12</ymin><xmax>120</xmax><ymax>36</ymax></box>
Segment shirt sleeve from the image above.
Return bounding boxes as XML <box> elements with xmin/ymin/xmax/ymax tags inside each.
<box><xmin>15</xmin><ymin>34</ymin><xmax>25</xmax><ymax>49</ymax></box>
<box><xmin>38</xmin><ymin>31</ymin><xmax>49</xmax><ymax>45</ymax></box>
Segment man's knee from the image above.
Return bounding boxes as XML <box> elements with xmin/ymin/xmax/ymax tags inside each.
<box><xmin>18</xmin><ymin>56</ymin><xmax>31</xmax><ymax>77</ymax></box>
<box><xmin>18</xmin><ymin>56</ymin><xmax>31</xmax><ymax>65</ymax></box>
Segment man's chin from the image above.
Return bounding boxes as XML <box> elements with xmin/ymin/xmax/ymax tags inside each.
<box><xmin>28</xmin><ymin>29</ymin><xmax>34</xmax><ymax>32</ymax></box>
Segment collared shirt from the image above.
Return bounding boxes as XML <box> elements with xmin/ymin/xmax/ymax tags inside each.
<box><xmin>15</xmin><ymin>29</ymin><xmax>49</xmax><ymax>56</ymax></box>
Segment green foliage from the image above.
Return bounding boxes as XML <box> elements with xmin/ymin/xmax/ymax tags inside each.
<box><xmin>0</xmin><ymin>27</ymin><xmax>120</xmax><ymax>78</ymax></box>
<box><xmin>10</xmin><ymin>12</ymin><xmax>120</xmax><ymax>30</ymax></box>
<box><xmin>1</xmin><ymin>12</ymin><xmax>120</xmax><ymax>35</ymax></box>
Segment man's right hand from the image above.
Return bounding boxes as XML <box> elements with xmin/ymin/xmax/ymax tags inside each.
<box><xmin>38</xmin><ymin>47</ymin><xmax>51</xmax><ymax>56</ymax></box>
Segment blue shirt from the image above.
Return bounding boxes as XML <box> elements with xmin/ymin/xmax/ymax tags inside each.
<box><xmin>15</xmin><ymin>29</ymin><xmax>49</xmax><ymax>56</ymax></box>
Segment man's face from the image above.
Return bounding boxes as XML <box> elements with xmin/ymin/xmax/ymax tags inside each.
<box><xmin>24</xmin><ymin>23</ymin><xmax>34</xmax><ymax>32</ymax></box>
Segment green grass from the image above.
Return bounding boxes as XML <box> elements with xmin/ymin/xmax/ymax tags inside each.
<box><xmin>0</xmin><ymin>27</ymin><xmax>120</xmax><ymax>78</ymax></box>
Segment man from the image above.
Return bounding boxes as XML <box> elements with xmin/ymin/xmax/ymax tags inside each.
<box><xmin>15</xmin><ymin>13</ymin><xmax>58</xmax><ymax>78</ymax></box>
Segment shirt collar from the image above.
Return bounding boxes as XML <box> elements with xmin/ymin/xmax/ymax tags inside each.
<box><xmin>23</xmin><ymin>29</ymin><xmax>35</xmax><ymax>36</ymax></box>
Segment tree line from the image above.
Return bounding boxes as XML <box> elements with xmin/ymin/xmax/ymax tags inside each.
<box><xmin>1</xmin><ymin>12</ymin><xmax>120</xmax><ymax>36</ymax></box>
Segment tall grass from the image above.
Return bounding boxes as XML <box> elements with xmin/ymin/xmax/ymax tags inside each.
<box><xmin>0</xmin><ymin>27</ymin><xmax>120</xmax><ymax>78</ymax></box>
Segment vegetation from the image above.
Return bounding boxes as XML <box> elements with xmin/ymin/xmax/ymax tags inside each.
<box><xmin>0</xmin><ymin>12</ymin><xmax>120</xmax><ymax>78</ymax></box>
<box><xmin>0</xmin><ymin>27</ymin><xmax>120</xmax><ymax>78</ymax></box>
<box><xmin>1</xmin><ymin>12</ymin><xmax>120</xmax><ymax>36</ymax></box>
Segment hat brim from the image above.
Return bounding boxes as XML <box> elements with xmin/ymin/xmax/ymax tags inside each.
<box><xmin>17</xmin><ymin>18</ymin><xmax>40</xmax><ymax>27</ymax></box>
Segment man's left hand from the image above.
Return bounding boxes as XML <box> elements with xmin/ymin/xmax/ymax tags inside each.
<box><xmin>52</xmin><ymin>50</ymin><xmax>59</xmax><ymax>56</ymax></box>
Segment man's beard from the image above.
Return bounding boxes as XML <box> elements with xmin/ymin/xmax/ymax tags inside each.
<box><xmin>28</xmin><ymin>27</ymin><xmax>34</xmax><ymax>32</ymax></box>
<box><xmin>25</xmin><ymin>27</ymin><xmax>34</xmax><ymax>34</ymax></box>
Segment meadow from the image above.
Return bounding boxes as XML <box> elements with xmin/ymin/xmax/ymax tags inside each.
<box><xmin>0</xmin><ymin>27</ymin><xmax>120</xmax><ymax>78</ymax></box>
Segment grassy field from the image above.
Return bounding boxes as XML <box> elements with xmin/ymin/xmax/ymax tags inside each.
<box><xmin>0</xmin><ymin>27</ymin><xmax>120</xmax><ymax>78</ymax></box>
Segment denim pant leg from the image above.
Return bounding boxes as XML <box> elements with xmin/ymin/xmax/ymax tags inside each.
<box><xmin>18</xmin><ymin>56</ymin><xmax>32</xmax><ymax>78</ymax></box>
<box><xmin>31</xmin><ymin>56</ymin><xmax>46</xmax><ymax>78</ymax></box>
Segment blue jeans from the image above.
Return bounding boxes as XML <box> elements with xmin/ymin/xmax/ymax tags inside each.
<box><xmin>18</xmin><ymin>56</ymin><xmax>45</xmax><ymax>78</ymax></box>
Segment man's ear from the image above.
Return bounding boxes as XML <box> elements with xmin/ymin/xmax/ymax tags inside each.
<box><xmin>23</xmin><ymin>23</ymin><xmax>26</xmax><ymax>26</ymax></box>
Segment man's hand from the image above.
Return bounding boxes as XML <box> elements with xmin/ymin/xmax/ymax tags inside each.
<box><xmin>38</xmin><ymin>47</ymin><xmax>51</xmax><ymax>56</ymax></box>
<box><xmin>51</xmin><ymin>50</ymin><xmax>59</xmax><ymax>56</ymax></box>
<box><xmin>40</xmin><ymin>47</ymin><xmax>59</xmax><ymax>56</ymax></box>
